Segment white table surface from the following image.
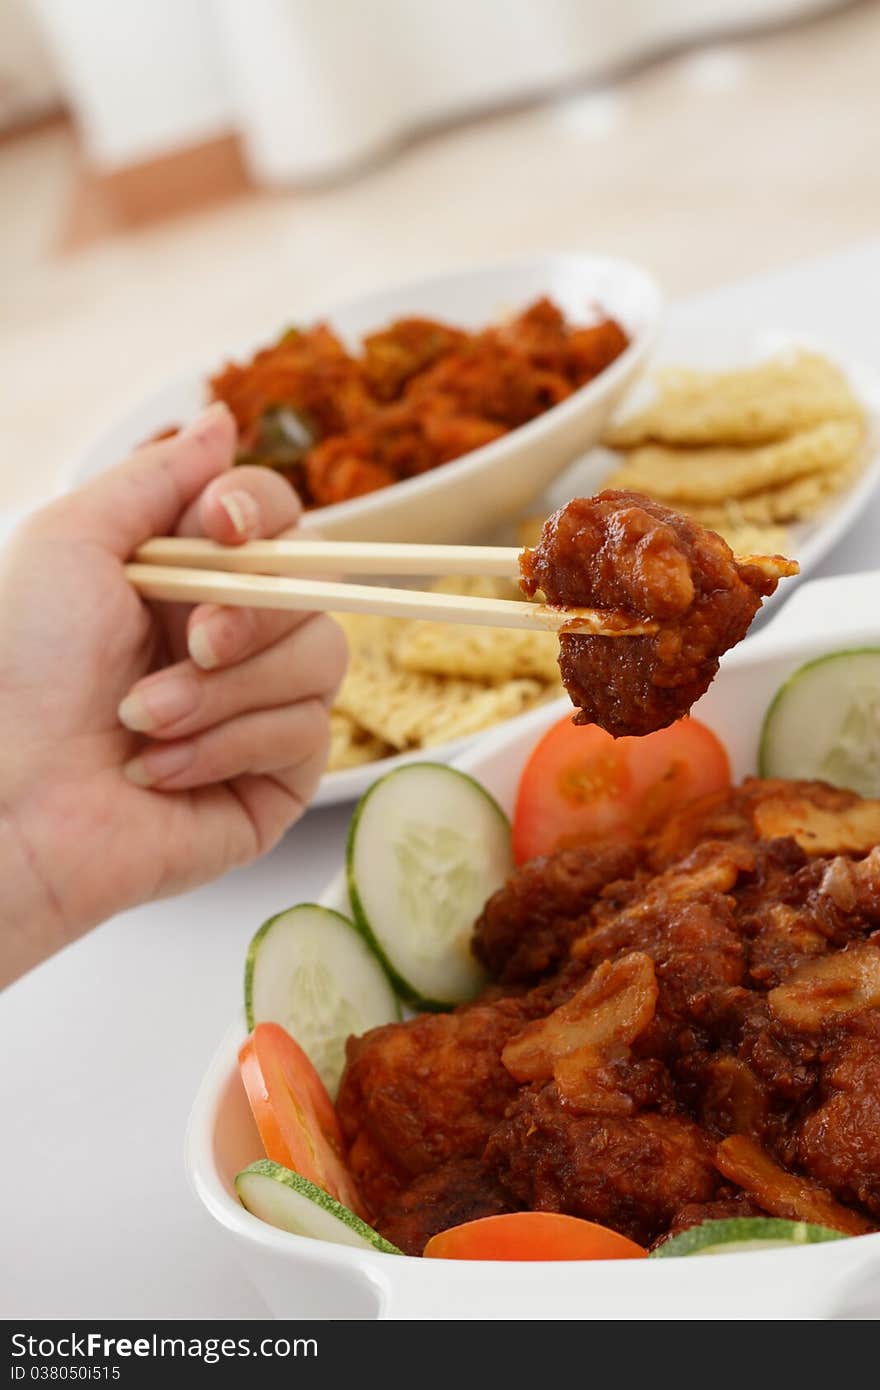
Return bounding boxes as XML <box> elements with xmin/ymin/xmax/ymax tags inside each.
<box><xmin>3</xmin><ymin>239</ymin><xmax>880</xmax><ymax>1320</ymax></box>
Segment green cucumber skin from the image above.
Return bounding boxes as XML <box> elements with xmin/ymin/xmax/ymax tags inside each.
<box><xmin>243</xmin><ymin>902</ymin><xmax>401</xmax><ymax>1033</ymax></box>
<box><xmin>650</xmin><ymin>1217</ymin><xmax>848</xmax><ymax>1259</ymax></box>
<box><xmin>345</xmin><ymin>762</ymin><xmax>511</xmax><ymax>1012</ymax></box>
<box><xmin>759</xmin><ymin>647</ymin><xmax>880</xmax><ymax>779</ymax></box>
<box><xmin>236</xmin><ymin>1159</ymin><xmax>402</xmax><ymax>1255</ymax></box>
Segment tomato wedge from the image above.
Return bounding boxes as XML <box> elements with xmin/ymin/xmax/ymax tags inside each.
<box><xmin>424</xmin><ymin>1212</ymin><xmax>646</xmax><ymax>1261</ymax></box>
<box><xmin>238</xmin><ymin>1022</ymin><xmax>365</xmax><ymax>1217</ymax></box>
<box><xmin>512</xmin><ymin>714</ymin><xmax>730</xmax><ymax>864</ymax></box>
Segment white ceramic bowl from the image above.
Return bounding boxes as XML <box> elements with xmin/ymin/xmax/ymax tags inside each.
<box><xmin>186</xmin><ymin>569</ymin><xmax>880</xmax><ymax>1319</ymax></box>
<box><xmin>71</xmin><ymin>253</ymin><xmax>661</xmax><ymax>544</ymax></box>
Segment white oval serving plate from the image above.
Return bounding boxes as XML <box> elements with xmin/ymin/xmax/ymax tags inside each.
<box><xmin>187</xmin><ymin>567</ymin><xmax>880</xmax><ymax>1320</ymax></box>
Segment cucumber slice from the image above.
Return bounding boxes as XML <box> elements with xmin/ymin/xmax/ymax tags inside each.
<box><xmin>235</xmin><ymin>1159</ymin><xmax>401</xmax><ymax>1254</ymax></box>
<box><xmin>346</xmin><ymin>762</ymin><xmax>513</xmax><ymax>1008</ymax></box>
<box><xmin>245</xmin><ymin>904</ymin><xmax>399</xmax><ymax>1097</ymax></box>
<box><xmin>760</xmin><ymin>649</ymin><xmax>880</xmax><ymax>796</ymax></box>
<box><xmin>650</xmin><ymin>1217</ymin><xmax>848</xmax><ymax>1258</ymax></box>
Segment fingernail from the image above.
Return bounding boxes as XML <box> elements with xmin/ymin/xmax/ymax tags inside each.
<box><xmin>219</xmin><ymin>488</ymin><xmax>259</xmax><ymax>540</ymax></box>
<box><xmin>181</xmin><ymin>400</ymin><xmax>232</xmax><ymax>441</ymax></box>
<box><xmin>188</xmin><ymin>621</ymin><xmax>221</xmax><ymax>670</ymax></box>
<box><xmin>118</xmin><ymin>674</ymin><xmax>202</xmax><ymax>733</ymax></box>
<box><xmin>124</xmin><ymin>741</ymin><xmax>196</xmax><ymax>788</ymax></box>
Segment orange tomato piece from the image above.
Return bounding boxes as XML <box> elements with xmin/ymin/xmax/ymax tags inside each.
<box><xmin>238</xmin><ymin>1022</ymin><xmax>365</xmax><ymax>1217</ymax></box>
<box><xmin>512</xmin><ymin>714</ymin><xmax>730</xmax><ymax>864</ymax></box>
<box><xmin>423</xmin><ymin>1212</ymin><xmax>647</xmax><ymax>1261</ymax></box>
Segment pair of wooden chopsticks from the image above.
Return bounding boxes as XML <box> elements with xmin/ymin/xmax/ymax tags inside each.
<box><xmin>126</xmin><ymin>538</ymin><xmax>795</xmax><ymax>636</ymax></box>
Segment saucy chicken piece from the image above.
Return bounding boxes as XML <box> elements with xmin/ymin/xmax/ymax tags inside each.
<box><xmin>361</xmin><ymin>317</ymin><xmax>468</xmax><ymax>401</ymax></box>
<box><xmin>573</xmin><ymin>843</ymin><xmax>750</xmax><ymax>1026</ymax></box>
<box><xmin>406</xmin><ymin>339</ymin><xmax>573</xmax><ymax>429</ymax></box>
<box><xmin>211</xmin><ymin>323</ymin><xmax>375</xmax><ymax>439</ymax></box>
<box><xmin>796</xmin><ymin>1018</ymin><xmax>880</xmax><ymax>1217</ymax></box>
<box><xmin>519</xmin><ymin>492</ymin><xmax>794</xmax><ymax>737</ymax></box>
<box><xmin>493</xmin><ymin>298</ymin><xmax>629</xmax><ymax>387</ymax></box>
<box><xmin>485</xmin><ymin>1083</ymin><xmax>719</xmax><ymax>1247</ymax></box>
<box><xmin>305</xmin><ymin>400</ymin><xmax>505</xmax><ymax>506</ymax></box>
<box><xmin>374</xmin><ymin>1158</ymin><xmax>517</xmax><ymax>1256</ymax></box>
<box><xmin>335</xmin><ymin>994</ymin><xmax>541</xmax><ymax>1213</ymax></box>
<box><xmin>662</xmin><ymin>1192</ymin><xmax>761</xmax><ymax>1242</ymax></box>
<box><xmin>695</xmin><ymin>1055</ymin><xmax>771</xmax><ymax>1142</ymax></box>
<box><xmin>472</xmin><ymin>841</ymin><xmax>643</xmax><ymax>985</ymax></box>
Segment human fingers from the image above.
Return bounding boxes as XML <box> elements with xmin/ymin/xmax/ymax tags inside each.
<box><xmin>38</xmin><ymin>403</ymin><xmax>236</xmax><ymax>556</ymax></box>
<box><xmin>117</xmin><ymin>614</ymin><xmax>347</xmax><ymax>739</ymax></box>
<box><xmin>179</xmin><ymin>467</ymin><xmax>316</xmax><ymax>669</ymax></box>
<box><xmin>174</xmin><ymin>463</ymin><xmax>303</xmax><ymax>543</ymax></box>
<box><xmin>122</xmin><ymin>698</ymin><xmax>330</xmax><ymax>791</ymax></box>
<box><xmin>227</xmin><ymin>742</ymin><xmax>331</xmax><ymax>854</ymax></box>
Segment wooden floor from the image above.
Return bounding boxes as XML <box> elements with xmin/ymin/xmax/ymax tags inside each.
<box><xmin>2</xmin><ymin>0</ymin><xmax>879</xmax><ymax>511</ymax></box>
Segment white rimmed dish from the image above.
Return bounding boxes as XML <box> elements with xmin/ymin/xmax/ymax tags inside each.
<box><xmin>187</xmin><ymin>568</ymin><xmax>880</xmax><ymax>1320</ymax></box>
<box><xmin>69</xmin><ymin>253</ymin><xmax>661</xmax><ymax>545</ymax></box>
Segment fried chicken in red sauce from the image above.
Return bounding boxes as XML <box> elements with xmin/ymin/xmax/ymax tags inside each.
<box><xmin>472</xmin><ymin>841</ymin><xmax>642</xmax><ymax>984</ymax></box>
<box><xmin>335</xmin><ymin>994</ymin><xmax>544</xmax><ymax>1214</ymax></box>
<box><xmin>485</xmin><ymin>1090</ymin><xmax>719</xmax><ymax>1247</ymax></box>
<box><xmin>210</xmin><ymin>300</ymin><xmax>630</xmax><ymax>506</ymax></box>
<box><xmin>519</xmin><ymin>492</ymin><xmax>795</xmax><ymax>737</ymax></box>
<box><xmin>374</xmin><ymin>1158</ymin><xmax>517</xmax><ymax>1257</ymax></box>
<box><xmin>338</xmin><ymin>778</ymin><xmax>880</xmax><ymax>1252</ymax></box>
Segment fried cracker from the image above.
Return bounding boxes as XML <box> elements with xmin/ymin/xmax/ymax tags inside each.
<box><xmin>334</xmin><ymin>649</ymin><xmax>546</xmax><ymax>751</ymax></box>
<box><xmin>683</xmin><ymin>448</ymin><xmax>863</xmax><ymax>526</ymax></box>
<box><xmin>328</xmin><ymin>711</ymin><xmax>391</xmax><ymax>771</ymax></box>
<box><xmin>604</xmin><ymin>352</ymin><xmax>864</xmax><ymax>448</ymax></box>
<box><xmin>332</xmin><ymin>609</ymin><xmax>403</xmax><ymax>656</ymax></box>
<box><xmin>418</xmin><ymin>678</ymin><xmax>552</xmax><ymax>746</ymax></box>
<box><xmin>604</xmin><ymin>419</ymin><xmax>862</xmax><ymax>504</ymax></box>
<box><xmin>703</xmin><ymin>519</ymin><xmax>791</xmax><ymax>555</ymax></box>
<box><xmin>397</xmin><ymin>620</ymin><xmax>560</xmax><ymax>684</ymax></box>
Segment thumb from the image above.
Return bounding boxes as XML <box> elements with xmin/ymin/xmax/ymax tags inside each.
<box><xmin>61</xmin><ymin>403</ymin><xmax>237</xmax><ymax>557</ymax></box>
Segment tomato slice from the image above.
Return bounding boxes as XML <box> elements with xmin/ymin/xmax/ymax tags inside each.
<box><xmin>424</xmin><ymin>1212</ymin><xmax>646</xmax><ymax>1261</ymax></box>
<box><xmin>238</xmin><ymin>1022</ymin><xmax>365</xmax><ymax>1217</ymax></box>
<box><xmin>512</xmin><ymin>714</ymin><xmax>730</xmax><ymax>864</ymax></box>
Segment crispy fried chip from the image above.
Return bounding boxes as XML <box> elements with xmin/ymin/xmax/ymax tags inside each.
<box><xmin>328</xmin><ymin>711</ymin><xmax>391</xmax><ymax>772</ymax></box>
<box><xmin>400</xmin><ymin>575</ymin><xmax>563</xmax><ymax>684</ymax></box>
<box><xmin>332</xmin><ymin>609</ymin><xmax>402</xmax><ymax>656</ymax></box>
<box><xmin>681</xmin><ymin>472</ymin><xmax>831</xmax><ymax>524</ymax></box>
<box><xmin>328</xmin><ymin>575</ymin><xmax>566</xmax><ymax>771</ymax></box>
<box><xmin>419</xmin><ymin>678</ymin><xmax>552</xmax><ymax>746</ymax></box>
<box><xmin>685</xmin><ymin>449</ymin><xmax>863</xmax><ymax>526</ymax></box>
<box><xmin>397</xmin><ymin>621</ymin><xmax>560</xmax><ymax>684</ymax></box>
<box><xmin>603</xmin><ymin>352</ymin><xmax>864</xmax><ymax>448</ymax></box>
<box><xmin>603</xmin><ymin>419</ymin><xmax>863</xmax><ymax>504</ymax></box>
<box><xmin>334</xmin><ymin>650</ymin><xmax>546</xmax><ymax>750</ymax></box>
<box><xmin>702</xmin><ymin>519</ymin><xmax>791</xmax><ymax>555</ymax></box>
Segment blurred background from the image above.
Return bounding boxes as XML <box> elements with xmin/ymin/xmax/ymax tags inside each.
<box><xmin>2</xmin><ymin>0</ymin><xmax>878</xmax><ymax>514</ymax></box>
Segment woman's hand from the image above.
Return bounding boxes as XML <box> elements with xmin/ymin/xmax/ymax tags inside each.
<box><xmin>0</xmin><ymin>404</ymin><xmax>347</xmax><ymax>985</ymax></box>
